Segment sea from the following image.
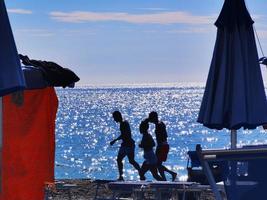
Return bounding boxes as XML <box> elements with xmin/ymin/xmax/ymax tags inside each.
<box><xmin>55</xmin><ymin>83</ymin><xmax>267</xmax><ymax>181</ymax></box>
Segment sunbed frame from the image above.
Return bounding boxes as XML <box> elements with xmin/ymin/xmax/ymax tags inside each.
<box><xmin>196</xmin><ymin>144</ymin><xmax>267</xmax><ymax>200</ymax></box>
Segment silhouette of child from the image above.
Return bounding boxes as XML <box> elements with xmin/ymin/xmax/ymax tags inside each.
<box><xmin>139</xmin><ymin>119</ymin><xmax>163</xmax><ymax>181</ymax></box>
<box><xmin>110</xmin><ymin>111</ymin><xmax>141</xmax><ymax>181</ymax></box>
<box><xmin>148</xmin><ymin>111</ymin><xmax>177</xmax><ymax>181</ymax></box>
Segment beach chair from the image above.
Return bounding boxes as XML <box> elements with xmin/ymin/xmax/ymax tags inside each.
<box><xmin>196</xmin><ymin>144</ymin><xmax>267</xmax><ymax>200</ymax></box>
<box><xmin>187</xmin><ymin>150</ymin><xmax>222</xmax><ymax>185</ymax></box>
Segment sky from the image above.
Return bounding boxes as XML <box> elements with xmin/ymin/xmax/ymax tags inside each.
<box><xmin>5</xmin><ymin>0</ymin><xmax>267</xmax><ymax>85</ymax></box>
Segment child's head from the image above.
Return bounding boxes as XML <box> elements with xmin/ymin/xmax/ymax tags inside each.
<box><xmin>139</xmin><ymin>119</ymin><xmax>149</xmax><ymax>134</ymax></box>
<box><xmin>148</xmin><ymin>111</ymin><xmax>158</xmax><ymax>123</ymax></box>
<box><xmin>112</xmin><ymin>111</ymin><xmax>122</xmax><ymax>122</ymax></box>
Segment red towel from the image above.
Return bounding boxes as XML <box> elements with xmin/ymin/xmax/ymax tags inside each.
<box><xmin>1</xmin><ymin>87</ymin><xmax>58</xmax><ymax>200</ymax></box>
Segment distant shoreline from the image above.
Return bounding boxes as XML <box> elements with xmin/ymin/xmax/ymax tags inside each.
<box><xmin>69</xmin><ymin>81</ymin><xmax>267</xmax><ymax>90</ymax></box>
<box><xmin>65</xmin><ymin>82</ymin><xmax>206</xmax><ymax>89</ymax></box>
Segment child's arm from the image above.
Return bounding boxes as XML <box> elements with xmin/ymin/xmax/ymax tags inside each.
<box><xmin>110</xmin><ymin>135</ymin><xmax>122</xmax><ymax>145</ymax></box>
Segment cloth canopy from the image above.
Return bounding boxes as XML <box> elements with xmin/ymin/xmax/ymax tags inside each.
<box><xmin>0</xmin><ymin>1</ymin><xmax>25</xmax><ymax>96</ymax></box>
<box><xmin>215</xmin><ymin>0</ymin><xmax>253</xmax><ymax>29</ymax></box>
<box><xmin>19</xmin><ymin>54</ymin><xmax>80</xmax><ymax>88</ymax></box>
<box><xmin>197</xmin><ymin>0</ymin><xmax>267</xmax><ymax>130</ymax></box>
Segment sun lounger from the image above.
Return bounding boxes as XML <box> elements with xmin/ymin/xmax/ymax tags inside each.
<box><xmin>47</xmin><ymin>180</ymin><xmax>114</xmax><ymax>200</ymax></box>
<box><xmin>54</xmin><ymin>182</ymin><xmax>79</xmax><ymax>200</ymax></box>
<box><xmin>108</xmin><ymin>180</ymin><xmax>211</xmax><ymax>200</ymax></box>
<box><xmin>108</xmin><ymin>181</ymin><xmax>150</xmax><ymax>199</ymax></box>
<box><xmin>187</xmin><ymin>151</ymin><xmax>222</xmax><ymax>185</ymax></box>
<box><xmin>89</xmin><ymin>180</ymin><xmax>114</xmax><ymax>200</ymax></box>
<box><xmin>196</xmin><ymin>144</ymin><xmax>267</xmax><ymax>200</ymax></box>
<box><xmin>149</xmin><ymin>181</ymin><xmax>210</xmax><ymax>200</ymax></box>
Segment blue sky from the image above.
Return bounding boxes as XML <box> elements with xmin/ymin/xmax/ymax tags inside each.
<box><xmin>5</xmin><ymin>0</ymin><xmax>267</xmax><ymax>85</ymax></box>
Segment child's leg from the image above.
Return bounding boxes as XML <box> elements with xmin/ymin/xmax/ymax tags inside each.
<box><xmin>117</xmin><ymin>147</ymin><xmax>127</xmax><ymax>180</ymax></box>
<box><xmin>139</xmin><ymin>162</ymin><xmax>149</xmax><ymax>180</ymax></box>
<box><xmin>150</xmin><ymin>165</ymin><xmax>164</xmax><ymax>181</ymax></box>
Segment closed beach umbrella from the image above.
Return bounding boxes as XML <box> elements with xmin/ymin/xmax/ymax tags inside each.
<box><xmin>0</xmin><ymin>0</ymin><xmax>25</xmax><ymax>195</ymax></box>
<box><xmin>0</xmin><ymin>1</ymin><xmax>25</xmax><ymax>95</ymax></box>
<box><xmin>197</xmin><ymin>0</ymin><xmax>267</xmax><ymax>148</ymax></box>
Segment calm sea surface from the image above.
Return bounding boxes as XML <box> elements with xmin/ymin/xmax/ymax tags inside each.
<box><xmin>55</xmin><ymin>84</ymin><xmax>267</xmax><ymax>181</ymax></box>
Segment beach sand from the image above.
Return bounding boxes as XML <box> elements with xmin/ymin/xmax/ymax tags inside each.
<box><xmin>46</xmin><ymin>179</ymin><xmax>218</xmax><ymax>200</ymax></box>
<box><xmin>46</xmin><ymin>179</ymin><xmax>112</xmax><ymax>200</ymax></box>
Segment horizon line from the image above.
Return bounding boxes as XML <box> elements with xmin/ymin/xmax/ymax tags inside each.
<box><xmin>72</xmin><ymin>81</ymin><xmax>206</xmax><ymax>88</ymax></box>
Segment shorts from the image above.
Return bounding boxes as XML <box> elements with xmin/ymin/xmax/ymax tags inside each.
<box><xmin>156</xmin><ymin>143</ymin><xmax>169</xmax><ymax>162</ymax></box>
<box><xmin>144</xmin><ymin>150</ymin><xmax>158</xmax><ymax>165</ymax></box>
<box><xmin>118</xmin><ymin>146</ymin><xmax>135</xmax><ymax>157</ymax></box>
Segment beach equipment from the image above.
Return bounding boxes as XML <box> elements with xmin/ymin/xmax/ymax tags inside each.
<box><xmin>197</xmin><ymin>0</ymin><xmax>267</xmax><ymax>148</ymax></box>
<box><xmin>108</xmin><ymin>181</ymin><xmax>211</xmax><ymax>200</ymax></box>
<box><xmin>254</xmin><ymin>25</ymin><xmax>267</xmax><ymax>67</ymax></box>
<box><xmin>19</xmin><ymin>54</ymin><xmax>80</xmax><ymax>88</ymax></box>
<box><xmin>196</xmin><ymin>144</ymin><xmax>267</xmax><ymax>200</ymax></box>
<box><xmin>0</xmin><ymin>1</ymin><xmax>25</xmax><ymax>96</ymax></box>
<box><xmin>259</xmin><ymin>56</ymin><xmax>267</xmax><ymax>66</ymax></box>
<box><xmin>0</xmin><ymin>0</ymin><xmax>25</xmax><ymax>199</ymax></box>
<box><xmin>187</xmin><ymin>151</ymin><xmax>222</xmax><ymax>185</ymax></box>
<box><xmin>3</xmin><ymin>57</ymin><xmax>80</xmax><ymax>200</ymax></box>
<box><xmin>196</xmin><ymin>1</ymin><xmax>267</xmax><ymax>199</ymax></box>
<box><xmin>3</xmin><ymin>87</ymin><xmax>58</xmax><ymax>200</ymax></box>
<box><xmin>108</xmin><ymin>181</ymin><xmax>150</xmax><ymax>199</ymax></box>
<box><xmin>2</xmin><ymin>58</ymin><xmax>60</xmax><ymax>200</ymax></box>
<box><xmin>0</xmin><ymin>3</ymin><xmax>77</xmax><ymax>198</ymax></box>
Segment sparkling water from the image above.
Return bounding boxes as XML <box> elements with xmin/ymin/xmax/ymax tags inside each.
<box><xmin>55</xmin><ymin>83</ymin><xmax>267</xmax><ymax>181</ymax></box>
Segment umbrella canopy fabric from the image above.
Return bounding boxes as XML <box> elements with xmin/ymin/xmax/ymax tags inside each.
<box><xmin>215</xmin><ymin>0</ymin><xmax>253</xmax><ymax>29</ymax></box>
<box><xmin>197</xmin><ymin>0</ymin><xmax>267</xmax><ymax>130</ymax></box>
<box><xmin>0</xmin><ymin>0</ymin><xmax>25</xmax><ymax>97</ymax></box>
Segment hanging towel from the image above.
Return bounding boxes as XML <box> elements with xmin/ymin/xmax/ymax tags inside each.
<box><xmin>1</xmin><ymin>87</ymin><xmax>58</xmax><ymax>200</ymax></box>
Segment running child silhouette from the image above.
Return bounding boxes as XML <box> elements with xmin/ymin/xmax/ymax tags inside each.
<box><xmin>110</xmin><ymin>111</ymin><xmax>141</xmax><ymax>181</ymax></box>
<box><xmin>148</xmin><ymin>111</ymin><xmax>177</xmax><ymax>181</ymax></box>
<box><xmin>139</xmin><ymin>119</ymin><xmax>164</xmax><ymax>181</ymax></box>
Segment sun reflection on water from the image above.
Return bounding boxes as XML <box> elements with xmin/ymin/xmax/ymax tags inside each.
<box><xmin>55</xmin><ymin>85</ymin><xmax>267</xmax><ymax>180</ymax></box>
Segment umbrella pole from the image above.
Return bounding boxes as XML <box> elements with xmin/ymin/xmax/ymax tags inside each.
<box><xmin>231</xmin><ymin>129</ymin><xmax>237</xmax><ymax>149</ymax></box>
<box><xmin>0</xmin><ymin>97</ymin><xmax>2</xmax><ymax>192</ymax></box>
